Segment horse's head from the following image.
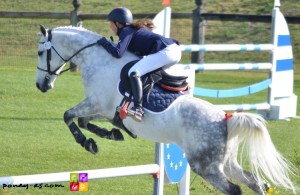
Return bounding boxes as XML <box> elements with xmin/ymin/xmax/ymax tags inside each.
<box><xmin>36</xmin><ymin>25</ymin><xmax>138</xmax><ymax>93</ymax></box>
<box><xmin>36</xmin><ymin>25</ymin><xmax>68</xmax><ymax>93</ymax></box>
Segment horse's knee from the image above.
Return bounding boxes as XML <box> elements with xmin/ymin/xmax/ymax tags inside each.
<box><xmin>78</xmin><ymin>117</ymin><xmax>87</xmax><ymax>128</ymax></box>
<box><xmin>64</xmin><ymin>111</ymin><xmax>73</xmax><ymax>125</ymax></box>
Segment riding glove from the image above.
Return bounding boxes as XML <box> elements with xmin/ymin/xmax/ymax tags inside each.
<box><xmin>97</xmin><ymin>37</ymin><xmax>108</xmax><ymax>45</ymax></box>
<box><xmin>97</xmin><ymin>37</ymin><xmax>123</xmax><ymax>58</ymax></box>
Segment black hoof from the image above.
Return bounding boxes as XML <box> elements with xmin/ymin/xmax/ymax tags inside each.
<box><xmin>108</xmin><ymin>128</ymin><xmax>124</xmax><ymax>141</ymax></box>
<box><xmin>126</xmin><ymin>130</ymin><xmax>137</xmax><ymax>139</ymax></box>
<box><xmin>84</xmin><ymin>138</ymin><xmax>98</xmax><ymax>154</ymax></box>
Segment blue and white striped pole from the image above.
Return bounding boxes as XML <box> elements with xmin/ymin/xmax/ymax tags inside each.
<box><xmin>180</xmin><ymin>44</ymin><xmax>273</xmax><ymax>52</ymax></box>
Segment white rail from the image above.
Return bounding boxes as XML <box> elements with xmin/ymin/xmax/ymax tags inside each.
<box><xmin>0</xmin><ymin>164</ymin><xmax>160</xmax><ymax>185</ymax></box>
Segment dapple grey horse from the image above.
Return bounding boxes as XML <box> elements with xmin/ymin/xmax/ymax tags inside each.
<box><xmin>35</xmin><ymin>25</ymin><xmax>296</xmax><ymax>194</ymax></box>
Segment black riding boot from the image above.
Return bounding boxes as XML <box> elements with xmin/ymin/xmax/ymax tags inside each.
<box><xmin>129</xmin><ymin>72</ymin><xmax>144</xmax><ymax>121</ymax></box>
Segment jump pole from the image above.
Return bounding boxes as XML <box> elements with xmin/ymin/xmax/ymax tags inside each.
<box><xmin>0</xmin><ymin>164</ymin><xmax>160</xmax><ymax>186</ymax></box>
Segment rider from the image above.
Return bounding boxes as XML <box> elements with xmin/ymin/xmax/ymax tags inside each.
<box><xmin>97</xmin><ymin>7</ymin><xmax>182</xmax><ymax>121</ymax></box>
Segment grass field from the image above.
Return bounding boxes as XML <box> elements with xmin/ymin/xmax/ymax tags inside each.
<box><xmin>0</xmin><ymin>65</ymin><xmax>299</xmax><ymax>195</ymax></box>
<box><xmin>0</xmin><ymin>1</ymin><xmax>300</xmax><ymax>195</ymax></box>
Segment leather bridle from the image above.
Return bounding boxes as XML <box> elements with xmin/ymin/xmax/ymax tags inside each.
<box><xmin>37</xmin><ymin>29</ymin><xmax>97</xmax><ymax>76</ymax></box>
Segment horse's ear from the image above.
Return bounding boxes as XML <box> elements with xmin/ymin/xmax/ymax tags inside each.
<box><xmin>40</xmin><ymin>24</ymin><xmax>47</xmax><ymax>37</ymax></box>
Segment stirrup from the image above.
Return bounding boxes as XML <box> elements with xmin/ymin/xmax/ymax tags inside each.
<box><xmin>129</xmin><ymin>107</ymin><xmax>144</xmax><ymax>122</ymax></box>
<box><xmin>116</xmin><ymin>101</ymin><xmax>144</xmax><ymax>121</ymax></box>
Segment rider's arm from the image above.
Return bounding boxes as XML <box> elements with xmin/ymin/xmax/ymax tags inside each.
<box><xmin>97</xmin><ymin>28</ymin><xmax>134</xmax><ymax>58</ymax></box>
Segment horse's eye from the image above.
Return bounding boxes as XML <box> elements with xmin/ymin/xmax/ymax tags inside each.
<box><xmin>38</xmin><ymin>51</ymin><xmax>43</xmax><ymax>56</ymax></box>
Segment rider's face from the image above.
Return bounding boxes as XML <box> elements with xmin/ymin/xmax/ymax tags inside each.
<box><xmin>110</xmin><ymin>22</ymin><xmax>118</xmax><ymax>35</ymax></box>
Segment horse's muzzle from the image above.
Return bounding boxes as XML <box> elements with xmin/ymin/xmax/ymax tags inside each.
<box><xmin>36</xmin><ymin>82</ymin><xmax>48</xmax><ymax>93</ymax></box>
<box><xmin>36</xmin><ymin>76</ymin><xmax>51</xmax><ymax>93</ymax></box>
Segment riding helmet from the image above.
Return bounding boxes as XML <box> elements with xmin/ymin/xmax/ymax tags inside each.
<box><xmin>108</xmin><ymin>7</ymin><xmax>133</xmax><ymax>24</ymax></box>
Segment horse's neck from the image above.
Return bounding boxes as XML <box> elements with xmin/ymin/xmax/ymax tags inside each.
<box><xmin>56</xmin><ymin>27</ymin><xmax>138</xmax><ymax>89</ymax></box>
<box><xmin>54</xmin><ymin>28</ymin><xmax>100</xmax><ymax>61</ymax></box>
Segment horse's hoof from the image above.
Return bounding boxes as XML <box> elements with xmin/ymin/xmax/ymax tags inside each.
<box><xmin>109</xmin><ymin>128</ymin><xmax>125</xmax><ymax>141</ymax></box>
<box><xmin>84</xmin><ymin>138</ymin><xmax>98</xmax><ymax>154</ymax></box>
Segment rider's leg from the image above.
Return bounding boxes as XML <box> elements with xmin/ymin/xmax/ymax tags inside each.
<box><xmin>127</xmin><ymin>43</ymin><xmax>181</xmax><ymax>121</ymax></box>
<box><xmin>129</xmin><ymin>71</ymin><xmax>144</xmax><ymax>121</ymax></box>
<box><xmin>128</xmin><ymin>43</ymin><xmax>182</xmax><ymax>76</ymax></box>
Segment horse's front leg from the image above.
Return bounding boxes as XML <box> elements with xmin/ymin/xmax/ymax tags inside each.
<box><xmin>78</xmin><ymin>115</ymin><xmax>124</xmax><ymax>141</ymax></box>
<box><xmin>64</xmin><ymin>98</ymin><xmax>100</xmax><ymax>154</ymax></box>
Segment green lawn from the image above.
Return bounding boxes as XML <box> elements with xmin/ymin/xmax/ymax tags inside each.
<box><xmin>0</xmin><ymin>65</ymin><xmax>299</xmax><ymax>195</ymax></box>
<box><xmin>0</xmin><ymin>1</ymin><xmax>299</xmax><ymax>194</ymax></box>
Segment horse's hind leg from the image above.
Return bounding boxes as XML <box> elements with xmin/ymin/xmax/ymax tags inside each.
<box><xmin>64</xmin><ymin>98</ymin><xmax>101</xmax><ymax>154</ymax></box>
<box><xmin>224</xmin><ymin>161</ymin><xmax>265</xmax><ymax>195</ymax></box>
<box><xmin>78</xmin><ymin>116</ymin><xmax>124</xmax><ymax>141</ymax></box>
<box><xmin>189</xmin><ymin>158</ymin><xmax>242</xmax><ymax>195</ymax></box>
<box><xmin>224</xmin><ymin>140</ymin><xmax>265</xmax><ymax>194</ymax></box>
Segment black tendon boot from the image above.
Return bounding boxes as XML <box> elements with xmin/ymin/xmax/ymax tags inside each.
<box><xmin>129</xmin><ymin>72</ymin><xmax>144</xmax><ymax>121</ymax></box>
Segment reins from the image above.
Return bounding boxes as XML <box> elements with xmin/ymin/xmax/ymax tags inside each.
<box><xmin>58</xmin><ymin>42</ymin><xmax>98</xmax><ymax>75</ymax></box>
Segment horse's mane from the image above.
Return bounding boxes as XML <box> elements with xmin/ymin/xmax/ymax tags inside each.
<box><xmin>51</xmin><ymin>25</ymin><xmax>137</xmax><ymax>60</ymax></box>
<box><xmin>53</xmin><ymin>26</ymin><xmax>101</xmax><ymax>39</ymax></box>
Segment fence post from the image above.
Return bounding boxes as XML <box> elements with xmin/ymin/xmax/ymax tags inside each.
<box><xmin>191</xmin><ymin>0</ymin><xmax>205</xmax><ymax>64</ymax></box>
<box><xmin>70</xmin><ymin>0</ymin><xmax>82</xmax><ymax>72</ymax></box>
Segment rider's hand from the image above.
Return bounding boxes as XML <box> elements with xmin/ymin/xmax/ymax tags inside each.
<box><xmin>97</xmin><ymin>37</ymin><xmax>108</xmax><ymax>46</ymax></box>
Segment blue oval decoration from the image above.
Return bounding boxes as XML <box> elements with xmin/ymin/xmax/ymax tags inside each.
<box><xmin>164</xmin><ymin>143</ymin><xmax>187</xmax><ymax>183</ymax></box>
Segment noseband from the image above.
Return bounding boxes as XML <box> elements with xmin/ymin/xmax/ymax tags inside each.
<box><xmin>37</xmin><ymin>29</ymin><xmax>97</xmax><ymax>76</ymax></box>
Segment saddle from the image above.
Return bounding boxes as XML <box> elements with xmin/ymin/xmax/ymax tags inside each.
<box><xmin>112</xmin><ymin>60</ymin><xmax>189</xmax><ymax>138</ymax></box>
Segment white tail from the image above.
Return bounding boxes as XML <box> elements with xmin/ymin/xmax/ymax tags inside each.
<box><xmin>227</xmin><ymin>112</ymin><xmax>296</xmax><ymax>193</ymax></box>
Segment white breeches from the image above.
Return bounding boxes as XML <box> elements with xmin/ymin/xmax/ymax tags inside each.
<box><xmin>128</xmin><ymin>43</ymin><xmax>182</xmax><ymax>77</ymax></box>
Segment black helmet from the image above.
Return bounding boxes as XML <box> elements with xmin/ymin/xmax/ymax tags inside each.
<box><xmin>108</xmin><ymin>7</ymin><xmax>133</xmax><ymax>24</ymax></box>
